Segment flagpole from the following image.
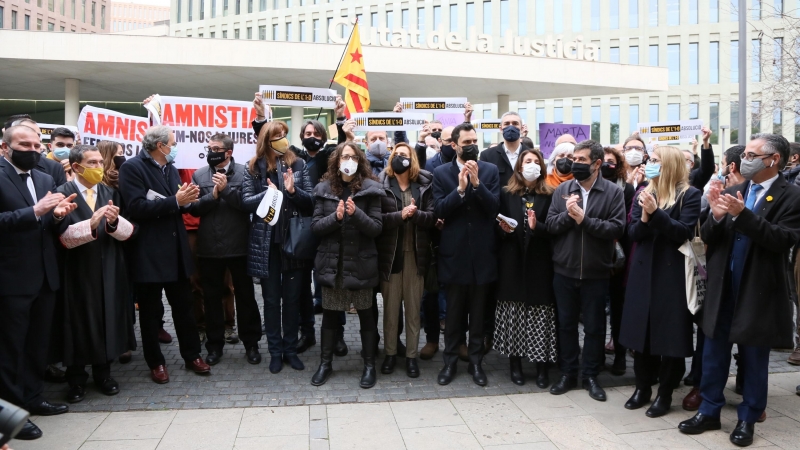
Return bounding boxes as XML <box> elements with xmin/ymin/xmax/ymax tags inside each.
<box><xmin>315</xmin><ymin>18</ymin><xmax>359</xmax><ymax>121</ymax></box>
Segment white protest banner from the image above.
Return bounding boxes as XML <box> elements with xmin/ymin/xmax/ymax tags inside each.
<box><xmin>39</xmin><ymin>123</ymin><xmax>78</xmax><ymax>140</ymax></box>
<box><xmin>637</xmin><ymin>119</ymin><xmax>703</xmax><ymax>144</ymax></box>
<box><xmin>77</xmin><ymin>105</ymin><xmax>150</xmax><ymax>157</ymax></box>
<box><xmin>400</xmin><ymin>97</ymin><xmax>468</xmax><ymax>114</ymax></box>
<box><xmin>152</xmin><ymin>96</ymin><xmax>259</xmax><ymax>169</ymax></box>
<box><xmin>472</xmin><ymin>120</ymin><xmax>502</xmax><ymax>133</ymax></box>
<box><xmin>351</xmin><ymin>112</ymin><xmax>427</xmax><ymax>131</ymax></box>
<box><xmin>259</xmin><ymin>85</ymin><xmax>338</xmax><ymax>108</ymax></box>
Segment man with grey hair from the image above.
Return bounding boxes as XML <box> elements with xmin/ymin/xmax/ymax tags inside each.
<box><xmin>680</xmin><ymin>133</ymin><xmax>800</xmax><ymax>446</ymax></box>
<box><xmin>118</xmin><ymin>125</ymin><xmax>211</xmax><ymax>385</ymax></box>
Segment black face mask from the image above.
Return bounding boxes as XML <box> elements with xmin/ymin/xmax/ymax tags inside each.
<box><xmin>556</xmin><ymin>158</ymin><xmax>572</xmax><ymax>175</ymax></box>
<box><xmin>9</xmin><ymin>147</ymin><xmax>41</xmax><ymax>172</ymax></box>
<box><xmin>571</xmin><ymin>161</ymin><xmax>596</xmax><ymax>181</ymax></box>
<box><xmin>502</xmin><ymin>125</ymin><xmax>521</xmax><ymax>142</ymax></box>
<box><xmin>391</xmin><ymin>155</ymin><xmax>411</xmax><ymax>174</ymax></box>
<box><xmin>600</xmin><ymin>162</ymin><xmax>617</xmax><ymax>179</ymax></box>
<box><xmin>113</xmin><ymin>155</ymin><xmax>127</xmax><ymax>170</ymax></box>
<box><xmin>460</xmin><ymin>144</ymin><xmax>479</xmax><ymax>162</ymax></box>
<box><xmin>302</xmin><ymin>136</ymin><xmax>324</xmax><ymax>153</ymax></box>
<box><xmin>431</xmin><ymin>131</ymin><xmax>442</xmax><ymax>140</ymax></box>
<box><xmin>206</xmin><ymin>150</ymin><xmax>228</xmax><ymax>168</ymax></box>
<box><xmin>441</xmin><ymin>144</ymin><xmax>455</xmax><ymax>160</ymax></box>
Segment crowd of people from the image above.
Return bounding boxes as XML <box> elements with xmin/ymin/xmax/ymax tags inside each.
<box><xmin>1</xmin><ymin>94</ymin><xmax>800</xmax><ymax>448</ymax></box>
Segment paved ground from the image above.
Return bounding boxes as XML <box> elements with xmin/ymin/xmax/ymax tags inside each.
<box><xmin>43</xmin><ymin>285</ymin><xmax>800</xmax><ymax>411</ymax></box>
<box><xmin>15</xmin><ymin>372</ymin><xmax>800</xmax><ymax>450</ymax></box>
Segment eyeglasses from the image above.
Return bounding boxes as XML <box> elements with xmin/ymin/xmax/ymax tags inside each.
<box><xmin>742</xmin><ymin>152</ymin><xmax>775</xmax><ymax>162</ymax></box>
<box><xmin>648</xmin><ymin>158</ymin><xmax>662</xmax><ymax>164</ymax></box>
<box><xmin>341</xmin><ymin>154</ymin><xmax>359</xmax><ymax>162</ymax></box>
<box><xmin>53</xmin><ymin>142</ymin><xmax>74</xmax><ymax>148</ymax></box>
<box><xmin>204</xmin><ymin>146</ymin><xmax>228</xmax><ymax>152</ymax></box>
<box><xmin>624</xmin><ymin>146</ymin><xmax>644</xmax><ymax>152</ymax></box>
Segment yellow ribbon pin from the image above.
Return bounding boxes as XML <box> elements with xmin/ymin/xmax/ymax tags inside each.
<box><xmin>526</xmin><ymin>202</ymin><xmax>534</xmax><ymax>209</ymax></box>
<box><xmin>766</xmin><ymin>195</ymin><xmax>773</xmax><ymax>202</ymax></box>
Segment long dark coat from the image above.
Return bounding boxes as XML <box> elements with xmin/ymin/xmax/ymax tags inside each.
<box><xmin>56</xmin><ymin>182</ymin><xmax>137</xmax><ymax>366</ymax></box>
<box><xmin>700</xmin><ymin>177</ymin><xmax>800</xmax><ymax>348</ymax></box>
<box><xmin>619</xmin><ymin>187</ymin><xmax>701</xmax><ymax>358</ymax></box>
<box><xmin>496</xmin><ymin>190</ymin><xmax>555</xmax><ymax>306</ymax></box>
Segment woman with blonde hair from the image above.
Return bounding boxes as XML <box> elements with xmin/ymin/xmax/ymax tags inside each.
<box><xmin>619</xmin><ymin>145</ymin><xmax>701</xmax><ymax>418</ymax></box>
<box><xmin>241</xmin><ymin>120</ymin><xmax>314</xmax><ymax>374</ymax></box>
<box><xmin>495</xmin><ymin>149</ymin><xmax>557</xmax><ymax>387</ymax></box>
<box><xmin>376</xmin><ymin>142</ymin><xmax>435</xmax><ymax>378</ymax></box>
<box><xmin>97</xmin><ymin>140</ymin><xmax>126</xmax><ymax>189</ymax></box>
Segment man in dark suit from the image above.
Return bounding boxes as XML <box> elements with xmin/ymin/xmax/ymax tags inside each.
<box><xmin>0</xmin><ymin>125</ymin><xmax>78</xmax><ymax>440</ymax></box>
<box><xmin>679</xmin><ymin>133</ymin><xmax>800</xmax><ymax>447</ymax></box>
<box><xmin>118</xmin><ymin>125</ymin><xmax>211</xmax><ymax>385</ymax></box>
<box><xmin>432</xmin><ymin>122</ymin><xmax>500</xmax><ymax>387</ymax></box>
<box><xmin>5</xmin><ymin>117</ymin><xmax>69</xmax><ymax>187</ymax></box>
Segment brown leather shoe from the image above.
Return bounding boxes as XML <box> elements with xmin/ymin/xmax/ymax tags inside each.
<box><xmin>682</xmin><ymin>387</ymin><xmax>701</xmax><ymax>411</ymax></box>
<box><xmin>458</xmin><ymin>344</ymin><xmax>469</xmax><ymax>362</ymax></box>
<box><xmin>187</xmin><ymin>358</ymin><xmax>211</xmax><ymax>374</ymax></box>
<box><xmin>787</xmin><ymin>347</ymin><xmax>800</xmax><ymax>366</ymax></box>
<box><xmin>757</xmin><ymin>411</ymin><xmax>767</xmax><ymax>423</ymax></box>
<box><xmin>420</xmin><ymin>343</ymin><xmax>439</xmax><ymax>360</ymax></box>
<box><xmin>151</xmin><ymin>365</ymin><xmax>169</xmax><ymax>384</ymax></box>
<box><xmin>119</xmin><ymin>351</ymin><xmax>132</xmax><ymax>364</ymax></box>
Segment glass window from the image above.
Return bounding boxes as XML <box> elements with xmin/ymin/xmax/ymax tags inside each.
<box><xmin>649</xmin><ymin>44</ymin><xmax>658</xmax><ymax>66</ymax></box>
<box><xmin>731</xmin><ymin>101</ymin><xmax>739</xmax><ymax>143</ymax></box>
<box><xmin>434</xmin><ymin>5</ymin><xmax>441</xmax><ymax>29</ymax></box>
<box><xmin>199</xmin><ymin>0</ymin><xmax>204</xmax><ymax>19</ymax></box>
<box><xmin>548</xmin><ymin>0</ymin><xmax>556</xmax><ymax>34</ymax></box>
<box><xmin>519</xmin><ymin>106</ymin><xmax>528</xmax><ymax>124</ymax></box>
<box><xmin>235</xmin><ymin>0</ymin><xmax>239</xmax><ymax>14</ymax></box>
<box><xmin>751</xmin><ymin>0</ymin><xmax>760</xmax><ymax>19</ymax></box>
<box><xmin>667</xmin><ymin>0</ymin><xmax>678</xmax><ymax>25</ymax></box>
<box><xmin>48</xmin><ymin>22</ymin><xmax>54</xmax><ymax>31</ymax></box>
<box><xmin>212</xmin><ymin>0</ymin><xmax>216</xmax><ymax>17</ymax></box>
<box><xmin>500</xmin><ymin>0</ymin><xmax>508</xmax><ymax>34</ymax></box>
<box><xmin>689</xmin><ymin>0</ymin><xmax>698</xmax><ymax>23</ymax></box>
<box><xmin>313</xmin><ymin>19</ymin><xmax>320</xmax><ymax>42</ymax></box>
<box><xmin>25</xmin><ymin>14</ymin><xmax>30</xmax><ymax>30</ymax></box>
<box><xmin>610</xmin><ymin>47</ymin><xmax>620</xmax><ymax>63</ymax></box>
<box><xmin>573</xmin><ymin>106</ymin><xmax>582</xmax><ymax>124</ymax></box>
<box><xmin>752</xmin><ymin>39</ymin><xmax>760</xmax><ymax>82</ymax></box>
<box><xmin>554</xmin><ymin>107</ymin><xmax>564</xmax><ymax>124</ymax></box>
<box><xmin>246</xmin><ymin>26</ymin><xmax>252</xmax><ymax>39</ymax></box>
<box><xmin>536</xmin><ymin>107</ymin><xmax>545</xmax><ymax>145</ymax></box>
<box><xmin>467</xmin><ymin>2</ymin><xmax>475</xmax><ymax>31</ymax></box>
<box><xmin>668</xmin><ymin>44</ymin><xmax>680</xmax><ymax>85</ymax></box>
<box><xmin>752</xmin><ymin>101</ymin><xmax>761</xmax><ymax>135</ymax></box>
<box><xmin>774</xmin><ymin>37</ymin><xmax>783</xmax><ymax>79</ymax></box>
<box><xmin>709</xmin><ymin>0</ymin><xmax>719</xmax><ymax>21</ymax></box>
<box><xmin>259</xmin><ymin>25</ymin><xmax>266</xmax><ymax>40</ymax></box>
<box><xmin>483</xmin><ymin>109</ymin><xmax>493</xmax><ymax>147</ymax></box>
<box><xmin>286</xmin><ymin>21</ymin><xmax>291</xmax><ymax>40</ymax></box>
<box><xmin>235</xmin><ymin>28</ymin><xmax>240</xmax><ymax>39</ymax></box>
<box><xmin>259</xmin><ymin>0</ymin><xmax>265</xmax><ymax>11</ymax></box>
<box><xmin>710</xmin><ymin>42</ymin><xmax>719</xmax><ymax>84</ymax></box>
<box><xmin>610</xmin><ymin>105</ymin><xmax>620</xmax><ymax>144</ymax></box>
<box><xmin>591</xmin><ymin>0</ymin><xmax>600</xmax><ymax>30</ymax></box>
<box><xmin>775</xmin><ymin>0</ymin><xmax>783</xmax><ymax>14</ymax></box>
<box><xmin>248</xmin><ymin>0</ymin><xmax>252</xmax><ymax>13</ymax></box>
<box><xmin>649</xmin><ymin>0</ymin><xmax>658</xmax><ymax>26</ymax></box>
<box><xmin>72</xmin><ymin>0</ymin><xmax>75</xmax><ymax>19</ymax></box>
<box><xmin>668</xmin><ymin>103</ymin><xmax>680</xmax><ymax>121</ymax></box>
<box><xmin>386</xmin><ymin>10</ymin><xmax>393</xmax><ymax>27</ymax></box>
<box><xmin>11</xmin><ymin>11</ymin><xmax>16</xmax><ymax>29</ymax></box>
<box><xmin>449</xmin><ymin>5</ymin><xmax>457</xmax><ymax>31</ymax></box>
<box><xmin>572</xmin><ymin>0</ymin><xmax>581</xmax><ymax>32</ymax></box>
<box><xmin>689</xmin><ymin>103</ymin><xmax>699</xmax><ymax>119</ymax></box>
<box><xmin>610</xmin><ymin>0</ymin><xmax>619</xmax><ymax>29</ymax></box>
<box><xmin>591</xmin><ymin>106</ymin><xmax>601</xmax><ymax>141</ymax></box>
<box><xmin>272</xmin><ymin>23</ymin><xmax>277</xmax><ymax>40</ymax></box>
<box><xmin>418</xmin><ymin>8</ymin><xmax>425</xmax><ymax>44</ymax></box>
<box><xmin>630</xmin><ymin>105</ymin><xmax>640</xmax><ymax>133</ymax></box>
<box><xmin>101</xmin><ymin>5</ymin><xmax>105</xmax><ymax>29</ymax></box>
<box><xmin>730</xmin><ymin>1</ymin><xmax>738</xmax><ymax>21</ymax></box>
<box><xmin>630</xmin><ymin>45</ymin><xmax>639</xmax><ymax>64</ymax></box>
<box><xmin>773</xmin><ymin>101</ymin><xmax>782</xmax><ymax>136</ymax></box>
<box><xmin>689</xmin><ymin>43</ymin><xmax>698</xmax><ymax>84</ymax></box>
<box><xmin>371</xmin><ymin>12</ymin><xmax>378</xmax><ymax>27</ymax></box>
<box><xmin>630</xmin><ymin>0</ymin><xmax>638</xmax><ymax>27</ymax></box>
<box><xmin>36</xmin><ymin>18</ymin><xmax>41</xmax><ymax>30</ymax></box>
<box><xmin>710</xmin><ymin>102</ymin><xmax>719</xmax><ymax>144</ymax></box>
<box><xmin>731</xmin><ymin>40</ymin><xmax>738</xmax><ymax>83</ymax></box>
<box><xmin>223</xmin><ymin>0</ymin><xmax>228</xmax><ymax>16</ymax></box>
<box><xmin>403</xmin><ymin>8</ymin><xmax>410</xmax><ymax>30</ymax></box>
<box><xmin>188</xmin><ymin>0</ymin><xmax>192</xmax><ymax>21</ymax></box>
<box><xmin>299</xmin><ymin>20</ymin><xmax>306</xmax><ymax>41</ymax></box>
<box><xmin>48</xmin><ymin>0</ymin><xmax>54</xmax><ymax>11</ymax></box>
<box><xmin>649</xmin><ymin>104</ymin><xmax>659</xmax><ymax>121</ymax></box>
<box><xmin>483</xmin><ymin>1</ymin><xmax>490</xmax><ymax>33</ymax></box>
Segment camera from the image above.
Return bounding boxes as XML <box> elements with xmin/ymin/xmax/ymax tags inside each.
<box><xmin>0</xmin><ymin>399</ymin><xmax>29</xmax><ymax>446</ymax></box>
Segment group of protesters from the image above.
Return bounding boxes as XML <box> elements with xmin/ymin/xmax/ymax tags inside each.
<box><xmin>1</xmin><ymin>93</ymin><xmax>799</xmax><ymax>448</ymax></box>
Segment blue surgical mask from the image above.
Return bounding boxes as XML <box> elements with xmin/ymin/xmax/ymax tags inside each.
<box><xmin>645</xmin><ymin>162</ymin><xmax>661</xmax><ymax>179</ymax></box>
<box><xmin>161</xmin><ymin>143</ymin><xmax>178</xmax><ymax>164</ymax></box>
<box><xmin>53</xmin><ymin>148</ymin><xmax>71</xmax><ymax>160</ymax></box>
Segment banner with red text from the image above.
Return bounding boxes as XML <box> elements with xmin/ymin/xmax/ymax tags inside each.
<box><xmin>146</xmin><ymin>95</ymin><xmax>259</xmax><ymax>169</ymax></box>
<box><xmin>77</xmin><ymin>106</ymin><xmax>150</xmax><ymax>157</ymax></box>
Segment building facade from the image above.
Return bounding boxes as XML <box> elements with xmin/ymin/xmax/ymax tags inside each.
<box><xmin>167</xmin><ymin>0</ymin><xmax>800</xmax><ymax>150</ymax></box>
<box><xmin>110</xmin><ymin>1</ymin><xmax>169</xmax><ymax>32</ymax></box>
<box><xmin>0</xmin><ymin>0</ymin><xmax>109</xmax><ymax>32</ymax></box>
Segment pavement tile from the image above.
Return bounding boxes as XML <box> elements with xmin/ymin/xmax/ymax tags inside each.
<box><xmin>156</xmin><ymin>408</ymin><xmax>243</xmax><ymax>450</ymax></box>
<box><xmin>234</xmin><ymin>435</ymin><xmax>309</xmax><ymax>450</ymax></box>
<box><xmin>326</xmin><ymin>402</ymin><xmax>404</xmax><ymax>450</ymax></box>
<box><xmin>400</xmin><ymin>425</ymin><xmax>482</xmax><ymax>450</ymax></box>
<box><xmin>618</xmin><ymin>428</ymin><xmax>707</xmax><ymax>449</ymax></box>
<box><xmin>13</xmin><ymin>413</ymin><xmax>108</xmax><ymax>450</ymax></box>
<box><xmin>87</xmin><ymin>410</ymin><xmax>176</xmax><ymax>441</ymax></box>
<box><xmin>78</xmin><ymin>439</ymin><xmax>161</xmax><ymax>450</ymax></box>
<box><xmin>451</xmin><ymin>395</ymin><xmax>549</xmax><ymax>446</ymax></box>
<box><xmin>508</xmin><ymin>392</ymin><xmax>587</xmax><ymax>423</ymax></box>
<box><xmin>238</xmin><ymin>406</ymin><xmax>309</xmax><ymax>438</ymax></box>
<box><xmin>535</xmin><ymin>414</ymin><xmax>632</xmax><ymax>450</ymax></box>
<box><xmin>390</xmin><ymin>399</ymin><xmax>464</xmax><ymax>429</ymax></box>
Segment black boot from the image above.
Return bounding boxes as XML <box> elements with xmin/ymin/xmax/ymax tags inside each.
<box><xmin>360</xmin><ymin>330</ymin><xmax>377</xmax><ymax>389</ymax></box>
<box><xmin>509</xmin><ymin>357</ymin><xmax>525</xmax><ymax>386</ymax></box>
<box><xmin>334</xmin><ymin>329</ymin><xmax>348</xmax><ymax>357</ymax></box>
<box><xmin>311</xmin><ymin>329</ymin><xmax>336</xmax><ymax>386</ymax></box>
<box><xmin>535</xmin><ymin>362</ymin><xmax>550</xmax><ymax>388</ymax></box>
<box><xmin>611</xmin><ymin>345</ymin><xmax>627</xmax><ymax>376</ymax></box>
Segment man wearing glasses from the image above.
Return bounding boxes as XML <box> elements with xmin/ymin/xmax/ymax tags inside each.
<box><xmin>186</xmin><ymin>134</ymin><xmax>263</xmax><ymax>366</ymax></box>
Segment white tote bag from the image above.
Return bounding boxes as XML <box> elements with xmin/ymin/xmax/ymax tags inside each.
<box><xmin>678</xmin><ymin>223</ymin><xmax>707</xmax><ymax>314</ymax></box>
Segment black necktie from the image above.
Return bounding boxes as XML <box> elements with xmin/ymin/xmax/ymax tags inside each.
<box><xmin>19</xmin><ymin>173</ymin><xmax>30</xmax><ymax>182</ymax></box>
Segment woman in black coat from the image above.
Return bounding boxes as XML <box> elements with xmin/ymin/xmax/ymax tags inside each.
<box><xmin>494</xmin><ymin>149</ymin><xmax>557</xmax><ymax>388</ymax></box>
<box><xmin>310</xmin><ymin>142</ymin><xmax>384</xmax><ymax>389</ymax></box>
<box><xmin>619</xmin><ymin>145</ymin><xmax>701</xmax><ymax>418</ymax></box>
<box><xmin>241</xmin><ymin>121</ymin><xmax>314</xmax><ymax>374</ymax></box>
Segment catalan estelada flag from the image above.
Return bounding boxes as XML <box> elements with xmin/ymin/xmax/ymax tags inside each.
<box><xmin>333</xmin><ymin>23</ymin><xmax>370</xmax><ymax>118</ymax></box>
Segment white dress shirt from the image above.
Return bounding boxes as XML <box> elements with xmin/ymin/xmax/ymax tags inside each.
<box><xmin>6</xmin><ymin>157</ymin><xmax>38</xmax><ymax>206</ymax></box>
<box><xmin>503</xmin><ymin>142</ymin><xmax>521</xmax><ymax>168</ymax></box>
<box><xmin>578</xmin><ymin>176</ymin><xmax>599</xmax><ymax>210</ymax></box>
<box><xmin>747</xmin><ymin>174</ymin><xmax>779</xmax><ymax>206</ymax></box>
<box><xmin>73</xmin><ymin>177</ymin><xmax>96</xmax><ymax>208</ymax></box>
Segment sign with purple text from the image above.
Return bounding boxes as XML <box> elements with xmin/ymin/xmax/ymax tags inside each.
<box><xmin>538</xmin><ymin>123</ymin><xmax>590</xmax><ymax>158</ymax></box>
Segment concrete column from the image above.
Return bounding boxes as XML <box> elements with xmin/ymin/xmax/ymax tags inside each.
<box><xmin>290</xmin><ymin>106</ymin><xmax>304</xmax><ymax>147</ymax></box>
<box><xmin>497</xmin><ymin>94</ymin><xmax>510</xmax><ymax>115</ymax></box>
<box><xmin>65</xmin><ymin>79</ymin><xmax>80</xmax><ymax>127</ymax></box>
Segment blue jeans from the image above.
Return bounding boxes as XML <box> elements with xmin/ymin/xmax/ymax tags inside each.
<box><xmin>553</xmin><ymin>274</ymin><xmax>609</xmax><ymax>378</ymax></box>
<box><xmin>262</xmin><ymin>245</ymin><xmax>303</xmax><ymax>357</ymax></box>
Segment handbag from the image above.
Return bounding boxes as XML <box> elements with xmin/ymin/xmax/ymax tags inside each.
<box><xmin>283</xmin><ymin>213</ymin><xmax>319</xmax><ymax>260</ymax></box>
<box><xmin>678</xmin><ymin>222</ymin><xmax>707</xmax><ymax>314</ymax></box>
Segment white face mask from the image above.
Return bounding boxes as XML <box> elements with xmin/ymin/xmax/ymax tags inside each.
<box><xmin>426</xmin><ymin>146</ymin><xmax>438</xmax><ymax>160</ymax></box>
<box><xmin>339</xmin><ymin>159</ymin><xmax>358</xmax><ymax>176</ymax></box>
<box><xmin>521</xmin><ymin>162</ymin><xmax>541</xmax><ymax>182</ymax></box>
<box><xmin>625</xmin><ymin>151</ymin><xmax>644</xmax><ymax>166</ymax></box>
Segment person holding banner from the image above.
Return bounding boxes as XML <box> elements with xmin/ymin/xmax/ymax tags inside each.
<box><xmin>118</xmin><ymin>125</ymin><xmax>210</xmax><ymax>384</ymax></box>
<box><xmin>619</xmin><ymin>146</ymin><xmax>701</xmax><ymax>418</ymax></box>
<box><xmin>376</xmin><ymin>143</ymin><xmax>436</xmax><ymax>378</ymax></box>
<box><xmin>241</xmin><ymin>121</ymin><xmax>314</xmax><ymax>374</ymax></box>
<box><xmin>310</xmin><ymin>142</ymin><xmax>384</xmax><ymax>389</ymax></box>
<box><xmin>494</xmin><ymin>149</ymin><xmax>557</xmax><ymax>388</ymax></box>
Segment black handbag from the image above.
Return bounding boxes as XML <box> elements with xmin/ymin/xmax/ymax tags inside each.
<box><xmin>283</xmin><ymin>213</ymin><xmax>319</xmax><ymax>260</ymax></box>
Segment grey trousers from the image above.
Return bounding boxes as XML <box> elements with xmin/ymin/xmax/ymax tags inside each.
<box><xmin>381</xmin><ymin>250</ymin><xmax>424</xmax><ymax>358</ymax></box>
